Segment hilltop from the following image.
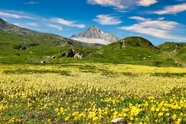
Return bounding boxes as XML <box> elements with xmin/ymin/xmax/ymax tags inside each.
<box><xmin>85</xmin><ymin>36</ymin><xmax>161</xmax><ymax>65</ymax></box>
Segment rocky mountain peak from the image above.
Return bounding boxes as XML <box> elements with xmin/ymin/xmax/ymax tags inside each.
<box><xmin>91</xmin><ymin>25</ymin><xmax>97</xmax><ymax>29</ymax></box>
<box><xmin>88</xmin><ymin>25</ymin><xmax>104</xmax><ymax>34</ymax></box>
<box><xmin>70</xmin><ymin>26</ymin><xmax>119</xmax><ymax>45</ymax></box>
<box><xmin>0</xmin><ymin>18</ymin><xmax>8</xmax><ymax>29</ymax></box>
<box><xmin>90</xmin><ymin>25</ymin><xmax>100</xmax><ymax>30</ymax></box>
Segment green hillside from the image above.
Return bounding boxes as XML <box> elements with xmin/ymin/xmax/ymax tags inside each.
<box><xmin>1</xmin><ymin>18</ymin><xmax>186</xmax><ymax>66</ymax></box>
<box><xmin>158</xmin><ymin>42</ymin><xmax>186</xmax><ymax>66</ymax></box>
<box><xmin>0</xmin><ymin>29</ymin><xmax>101</xmax><ymax>64</ymax></box>
<box><xmin>158</xmin><ymin>42</ymin><xmax>186</xmax><ymax>52</ymax></box>
<box><xmin>86</xmin><ymin>37</ymin><xmax>164</xmax><ymax>66</ymax></box>
<box><xmin>82</xmin><ymin>37</ymin><xmax>186</xmax><ymax>67</ymax></box>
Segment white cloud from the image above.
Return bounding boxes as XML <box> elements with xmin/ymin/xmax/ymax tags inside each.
<box><xmin>158</xmin><ymin>17</ymin><xmax>164</xmax><ymax>20</ymax></box>
<box><xmin>176</xmin><ymin>0</ymin><xmax>186</xmax><ymax>2</ymax></box>
<box><xmin>93</xmin><ymin>14</ymin><xmax>122</xmax><ymax>25</ymax></box>
<box><xmin>0</xmin><ymin>11</ymin><xmax>35</xmax><ymax>19</ymax></box>
<box><xmin>51</xmin><ymin>18</ymin><xmax>85</xmax><ymax>28</ymax></box>
<box><xmin>87</xmin><ymin>0</ymin><xmax>157</xmax><ymax>10</ymax></box>
<box><xmin>129</xmin><ymin>16</ymin><xmax>147</xmax><ymax>21</ymax></box>
<box><xmin>24</xmin><ymin>1</ymin><xmax>39</xmax><ymax>4</ymax></box>
<box><xmin>26</xmin><ymin>22</ymin><xmax>38</xmax><ymax>27</ymax></box>
<box><xmin>87</xmin><ymin>0</ymin><xmax>126</xmax><ymax>9</ymax></box>
<box><xmin>154</xmin><ymin>3</ymin><xmax>186</xmax><ymax>14</ymax></box>
<box><xmin>137</xmin><ymin>0</ymin><xmax>157</xmax><ymax>6</ymax></box>
<box><xmin>119</xmin><ymin>17</ymin><xmax>186</xmax><ymax>40</ymax></box>
<box><xmin>47</xmin><ymin>24</ymin><xmax>62</xmax><ymax>31</ymax></box>
<box><xmin>13</xmin><ymin>23</ymin><xmax>20</xmax><ymax>26</ymax></box>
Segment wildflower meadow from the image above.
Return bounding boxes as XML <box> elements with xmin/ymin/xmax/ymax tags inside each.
<box><xmin>0</xmin><ymin>63</ymin><xmax>186</xmax><ymax>123</ymax></box>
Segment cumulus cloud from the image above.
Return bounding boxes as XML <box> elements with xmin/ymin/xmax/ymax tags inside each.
<box><xmin>47</xmin><ymin>24</ymin><xmax>62</xmax><ymax>31</ymax></box>
<box><xmin>0</xmin><ymin>11</ymin><xmax>34</xmax><ymax>19</ymax></box>
<box><xmin>119</xmin><ymin>16</ymin><xmax>186</xmax><ymax>40</ymax></box>
<box><xmin>137</xmin><ymin>0</ymin><xmax>157</xmax><ymax>6</ymax></box>
<box><xmin>51</xmin><ymin>18</ymin><xmax>85</xmax><ymax>28</ymax></box>
<box><xmin>154</xmin><ymin>3</ymin><xmax>186</xmax><ymax>14</ymax></box>
<box><xmin>93</xmin><ymin>14</ymin><xmax>122</xmax><ymax>25</ymax></box>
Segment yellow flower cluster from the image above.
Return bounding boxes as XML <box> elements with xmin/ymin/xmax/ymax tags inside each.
<box><xmin>0</xmin><ymin>63</ymin><xmax>185</xmax><ymax>123</ymax></box>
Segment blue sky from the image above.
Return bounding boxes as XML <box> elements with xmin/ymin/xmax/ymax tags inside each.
<box><xmin>0</xmin><ymin>0</ymin><xmax>186</xmax><ymax>45</ymax></box>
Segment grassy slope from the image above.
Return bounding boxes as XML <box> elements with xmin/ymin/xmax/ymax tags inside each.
<box><xmin>158</xmin><ymin>42</ymin><xmax>186</xmax><ymax>66</ymax></box>
<box><xmin>87</xmin><ymin>37</ymin><xmax>178</xmax><ymax>66</ymax></box>
<box><xmin>0</xmin><ymin>30</ymin><xmax>101</xmax><ymax>64</ymax></box>
<box><xmin>0</xmin><ymin>29</ymin><xmax>186</xmax><ymax>66</ymax></box>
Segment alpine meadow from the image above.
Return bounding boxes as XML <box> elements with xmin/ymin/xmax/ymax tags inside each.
<box><xmin>1</xmin><ymin>1</ymin><xmax>186</xmax><ymax>123</ymax></box>
<box><xmin>0</xmin><ymin>64</ymin><xmax>186</xmax><ymax>123</ymax></box>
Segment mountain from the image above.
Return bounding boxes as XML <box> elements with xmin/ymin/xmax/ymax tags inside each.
<box><xmin>0</xmin><ymin>18</ymin><xmax>103</xmax><ymax>64</ymax></box>
<box><xmin>0</xmin><ymin>18</ymin><xmax>103</xmax><ymax>48</ymax></box>
<box><xmin>70</xmin><ymin>26</ymin><xmax>119</xmax><ymax>45</ymax></box>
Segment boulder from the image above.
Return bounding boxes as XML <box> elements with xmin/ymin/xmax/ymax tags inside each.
<box><xmin>61</xmin><ymin>49</ymin><xmax>83</xmax><ymax>59</ymax></box>
<box><xmin>66</xmin><ymin>49</ymin><xmax>76</xmax><ymax>57</ymax></box>
<box><xmin>51</xmin><ymin>56</ymin><xmax>56</xmax><ymax>59</ymax></box>
<box><xmin>73</xmin><ymin>53</ymin><xmax>83</xmax><ymax>60</ymax></box>
<box><xmin>111</xmin><ymin>118</ymin><xmax>124</xmax><ymax>124</ymax></box>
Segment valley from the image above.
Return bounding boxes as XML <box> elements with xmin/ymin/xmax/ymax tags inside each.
<box><xmin>0</xmin><ymin>18</ymin><xmax>186</xmax><ymax>124</ymax></box>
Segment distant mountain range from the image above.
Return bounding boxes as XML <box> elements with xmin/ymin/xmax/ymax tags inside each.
<box><xmin>70</xmin><ymin>26</ymin><xmax>119</xmax><ymax>45</ymax></box>
<box><xmin>0</xmin><ymin>18</ymin><xmax>103</xmax><ymax>48</ymax></box>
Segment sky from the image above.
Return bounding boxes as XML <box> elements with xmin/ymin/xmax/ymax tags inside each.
<box><xmin>0</xmin><ymin>0</ymin><xmax>186</xmax><ymax>46</ymax></box>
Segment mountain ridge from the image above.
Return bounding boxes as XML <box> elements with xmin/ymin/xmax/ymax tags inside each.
<box><xmin>70</xmin><ymin>25</ymin><xmax>119</xmax><ymax>45</ymax></box>
<box><xmin>0</xmin><ymin>18</ymin><xmax>103</xmax><ymax>48</ymax></box>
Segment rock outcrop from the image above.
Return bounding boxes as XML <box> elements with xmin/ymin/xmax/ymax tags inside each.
<box><xmin>61</xmin><ymin>49</ymin><xmax>83</xmax><ymax>59</ymax></box>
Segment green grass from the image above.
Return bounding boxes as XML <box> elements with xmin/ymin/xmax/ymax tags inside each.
<box><xmin>2</xmin><ymin>69</ymin><xmax>71</xmax><ymax>76</ymax></box>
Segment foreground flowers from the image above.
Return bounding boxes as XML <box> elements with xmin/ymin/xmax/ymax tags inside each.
<box><xmin>0</xmin><ymin>64</ymin><xmax>186</xmax><ymax>123</ymax></box>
